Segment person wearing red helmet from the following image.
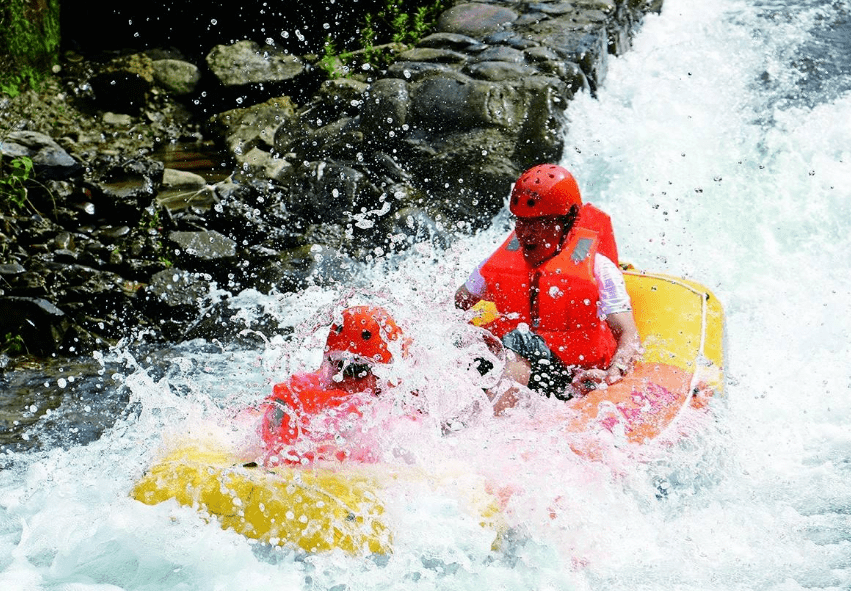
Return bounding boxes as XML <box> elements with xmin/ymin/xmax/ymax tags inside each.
<box><xmin>259</xmin><ymin>305</ymin><xmax>406</xmax><ymax>465</ymax></box>
<box><xmin>456</xmin><ymin>164</ymin><xmax>642</xmax><ymax>411</ymax></box>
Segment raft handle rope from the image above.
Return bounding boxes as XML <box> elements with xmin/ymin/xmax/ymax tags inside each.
<box><xmin>622</xmin><ymin>270</ymin><xmax>716</xmax><ymax>441</ymax></box>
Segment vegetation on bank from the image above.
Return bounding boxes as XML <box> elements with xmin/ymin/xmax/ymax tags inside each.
<box><xmin>0</xmin><ymin>0</ymin><xmax>61</xmax><ymax>97</ymax></box>
<box><xmin>0</xmin><ymin>0</ymin><xmax>449</xmax><ymax>94</ymax></box>
<box><xmin>0</xmin><ymin>155</ymin><xmax>38</xmax><ymax>214</ymax></box>
<box><xmin>319</xmin><ymin>0</ymin><xmax>450</xmax><ymax>78</ymax></box>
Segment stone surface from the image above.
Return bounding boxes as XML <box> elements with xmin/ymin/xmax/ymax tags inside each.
<box><xmin>437</xmin><ymin>3</ymin><xmax>520</xmax><ymax>37</ymax></box>
<box><xmin>0</xmin><ymin>0</ymin><xmax>663</xmax><ymax>357</ymax></box>
<box><xmin>1</xmin><ymin>131</ymin><xmax>81</xmax><ymax>180</ymax></box>
<box><xmin>168</xmin><ymin>230</ymin><xmax>237</xmax><ymax>261</ymax></box>
<box><xmin>206</xmin><ymin>40</ymin><xmax>305</xmax><ymax>87</ymax></box>
<box><xmin>152</xmin><ymin>59</ymin><xmax>201</xmax><ymax>95</ymax></box>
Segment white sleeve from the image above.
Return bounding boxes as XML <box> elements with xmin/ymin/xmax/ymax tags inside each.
<box><xmin>463</xmin><ymin>259</ymin><xmax>488</xmax><ymax>298</ymax></box>
<box><xmin>594</xmin><ymin>254</ymin><xmax>632</xmax><ymax>317</ymax></box>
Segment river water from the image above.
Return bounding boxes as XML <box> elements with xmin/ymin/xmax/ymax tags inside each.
<box><xmin>2</xmin><ymin>0</ymin><xmax>851</xmax><ymax>589</ymax></box>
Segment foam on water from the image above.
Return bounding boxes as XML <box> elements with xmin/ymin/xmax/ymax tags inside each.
<box><xmin>3</xmin><ymin>0</ymin><xmax>851</xmax><ymax>589</ymax></box>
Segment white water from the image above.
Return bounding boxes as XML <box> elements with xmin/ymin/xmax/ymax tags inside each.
<box><xmin>3</xmin><ymin>0</ymin><xmax>851</xmax><ymax>589</ymax></box>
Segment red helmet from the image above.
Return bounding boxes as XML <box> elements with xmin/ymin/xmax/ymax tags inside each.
<box><xmin>324</xmin><ymin>306</ymin><xmax>403</xmax><ymax>364</ymax></box>
<box><xmin>509</xmin><ymin>164</ymin><xmax>582</xmax><ymax>218</ymax></box>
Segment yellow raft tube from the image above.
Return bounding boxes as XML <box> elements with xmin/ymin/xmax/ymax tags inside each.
<box><xmin>132</xmin><ymin>442</ymin><xmax>505</xmax><ymax>555</ymax></box>
<box><xmin>133</xmin><ymin>267</ymin><xmax>724</xmax><ymax>553</ymax></box>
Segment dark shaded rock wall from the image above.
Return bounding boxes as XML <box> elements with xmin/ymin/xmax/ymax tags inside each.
<box><xmin>1</xmin><ymin>0</ymin><xmax>663</xmax><ymax>359</ymax></box>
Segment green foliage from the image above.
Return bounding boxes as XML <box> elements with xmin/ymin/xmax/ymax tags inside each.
<box><xmin>369</xmin><ymin>0</ymin><xmax>449</xmax><ymax>47</ymax></box>
<box><xmin>321</xmin><ymin>0</ymin><xmax>451</xmax><ymax>77</ymax></box>
<box><xmin>0</xmin><ymin>0</ymin><xmax>61</xmax><ymax>95</ymax></box>
<box><xmin>318</xmin><ymin>36</ymin><xmax>355</xmax><ymax>79</ymax></box>
<box><xmin>1</xmin><ymin>332</ymin><xmax>26</xmax><ymax>356</ymax></box>
<box><xmin>0</xmin><ymin>66</ymin><xmax>42</xmax><ymax>98</ymax></box>
<box><xmin>0</xmin><ymin>156</ymin><xmax>34</xmax><ymax>212</ymax></box>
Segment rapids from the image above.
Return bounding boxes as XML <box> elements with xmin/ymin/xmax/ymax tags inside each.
<box><xmin>2</xmin><ymin>0</ymin><xmax>850</xmax><ymax>589</ymax></box>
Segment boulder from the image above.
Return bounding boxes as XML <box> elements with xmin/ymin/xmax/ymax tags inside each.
<box><xmin>0</xmin><ymin>297</ymin><xmax>70</xmax><ymax>357</ymax></box>
<box><xmin>168</xmin><ymin>230</ymin><xmax>237</xmax><ymax>263</ymax></box>
<box><xmin>437</xmin><ymin>3</ymin><xmax>520</xmax><ymax>38</ymax></box>
<box><xmin>152</xmin><ymin>59</ymin><xmax>202</xmax><ymax>95</ymax></box>
<box><xmin>206</xmin><ymin>40</ymin><xmax>305</xmax><ymax>87</ymax></box>
<box><xmin>84</xmin><ymin>157</ymin><xmax>163</xmax><ymax>225</ymax></box>
<box><xmin>1</xmin><ymin>131</ymin><xmax>82</xmax><ymax>180</ymax></box>
<box><xmin>208</xmin><ymin>96</ymin><xmax>298</xmax><ymax>157</ymax></box>
<box><xmin>88</xmin><ymin>53</ymin><xmax>155</xmax><ymax>114</ymax></box>
<box><xmin>360</xmin><ymin>79</ymin><xmax>411</xmax><ymax>139</ymax></box>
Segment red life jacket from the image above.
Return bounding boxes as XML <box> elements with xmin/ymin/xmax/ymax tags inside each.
<box><xmin>260</xmin><ymin>371</ymin><xmax>370</xmax><ymax>465</ymax></box>
<box><xmin>477</xmin><ymin>204</ymin><xmax>619</xmax><ymax>369</ymax></box>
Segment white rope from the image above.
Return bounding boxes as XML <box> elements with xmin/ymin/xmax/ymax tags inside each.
<box><xmin>622</xmin><ymin>269</ymin><xmax>715</xmax><ymax>442</ymax></box>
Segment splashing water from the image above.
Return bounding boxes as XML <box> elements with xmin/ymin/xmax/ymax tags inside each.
<box><xmin>2</xmin><ymin>0</ymin><xmax>851</xmax><ymax>589</ymax></box>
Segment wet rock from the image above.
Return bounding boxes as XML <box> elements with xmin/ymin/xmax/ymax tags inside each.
<box><xmin>528</xmin><ymin>16</ymin><xmax>610</xmax><ymax>91</ymax></box>
<box><xmin>84</xmin><ymin>157</ymin><xmax>163</xmax><ymax>225</ymax></box>
<box><xmin>140</xmin><ymin>268</ymin><xmax>210</xmax><ymax>339</ymax></box>
<box><xmin>0</xmin><ymin>131</ymin><xmax>82</xmax><ymax>180</ymax></box>
<box><xmin>411</xmin><ymin>128</ymin><xmax>521</xmax><ymax>226</ymax></box>
<box><xmin>167</xmin><ymin>230</ymin><xmax>237</xmax><ymax>264</ymax></box>
<box><xmin>485</xmin><ymin>32</ymin><xmax>540</xmax><ymax>50</ymax></box>
<box><xmin>515</xmin><ymin>77</ymin><xmax>574</xmax><ymax>165</ymax></box>
<box><xmin>205</xmin><ymin>189</ymin><xmax>306</xmax><ymax>251</ymax></box>
<box><xmin>524</xmin><ymin>47</ymin><xmax>589</xmax><ymax>87</ymax></box>
<box><xmin>372</xmin><ymin>153</ymin><xmax>413</xmax><ymax>184</ymax></box>
<box><xmin>0</xmin><ymin>263</ymin><xmax>26</xmax><ymax>276</ymax></box>
<box><xmin>411</xmin><ymin>75</ymin><xmax>525</xmax><ymax>132</ymax></box>
<box><xmin>418</xmin><ymin>33</ymin><xmax>488</xmax><ymax>52</ymax></box>
<box><xmin>206</xmin><ymin>40</ymin><xmax>305</xmax><ymax>87</ymax></box>
<box><xmin>285</xmin><ymin>162</ymin><xmax>381</xmax><ymax>225</ymax></box>
<box><xmin>437</xmin><ymin>3</ymin><xmax>520</xmax><ymax>38</ymax></box>
<box><xmin>284</xmin><ymin>117</ymin><xmax>363</xmax><ymax>163</ymax></box>
<box><xmin>397</xmin><ymin>48</ymin><xmax>470</xmax><ymax>64</ymax></box>
<box><xmin>235</xmin><ymin>147</ymin><xmax>293</xmax><ymax>183</ymax></box>
<box><xmin>182</xmin><ymin>295</ymin><xmax>283</xmax><ymax>346</ymax></box>
<box><xmin>530</xmin><ymin>2</ymin><xmax>582</xmax><ymax>16</ymax></box>
<box><xmin>0</xmin><ymin>296</ymin><xmax>71</xmax><ymax>357</ymax></box>
<box><xmin>464</xmin><ymin>61</ymin><xmax>538</xmax><ymax>81</ymax></box>
<box><xmin>157</xmin><ymin>169</ymin><xmax>217</xmax><ymax>212</ymax></box>
<box><xmin>88</xmin><ymin>53</ymin><xmax>155</xmax><ymax>114</ymax></box>
<box><xmin>5</xmin><ymin>272</ymin><xmax>47</xmax><ymax>297</ymax></box>
<box><xmin>152</xmin><ymin>59</ymin><xmax>201</xmax><ymax>95</ymax></box>
<box><xmin>208</xmin><ymin>96</ymin><xmax>298</xmax><ymax>158</ymax></box>
<box><xmin>102</xmin><ymin>112</ymin><xmax>133</xmax><ymax>126</ymax></box>
<box><xmin>142</xmin><ymin>268</ymin><xmax>208</xmax><ymax>310</ymax></box>
<box><xmin>472</xmin><ymin>46</ymin><xmax>526</xmax><ymax>64</ymax></box>
<box><xmin>361</xmin><ymin>79</ymin><xmax>411</xmax><ymax>139</ymax></box>
<box><xmin>386</xmin><ymin>62</ymin><xmax>460</xmax><ymax>82</ymax></box>
<box><xmin>15</xmin><ymin>214</ymin><xmax>65</xmax><ymax>250</ymax></box>
<box><xmin>310</xmin><ymin>78</ymin><xmax>370</xmax><ymax>121</ymax></box>
<box><xmin>161</xmin><ymin>168</ymin><xmax>207</xmax><ymax>192</ymax></box>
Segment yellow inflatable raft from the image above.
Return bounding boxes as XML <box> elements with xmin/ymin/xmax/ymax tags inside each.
<box><xmin>132</xmin><ymin>442</ymin><xmax>505</xmax><ymax>555</ymax></box>
<box><xmin>471</xmin><ymin>266</ymin><xmax>725</xmax><ymax>444</ymax></box>
<box><xmin>132</xmin><ymin>444</ymin><xmax>392</xmax><ymax>554</ymax></box>
<box><xmin>132</xmin><ymin>268</ymin><xmax>724</xmax><ymax>553</ymax></box>
<box><xmin>563</xmin><ymin>267</ymin><xmax>725</xmax><ymax>447</ymax></box>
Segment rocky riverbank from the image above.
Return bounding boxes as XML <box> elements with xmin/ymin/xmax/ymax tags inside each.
<box><xmin>0</xmin><ymin>0</ymin><xmax>662</xmax><ymax>364</ymax></box>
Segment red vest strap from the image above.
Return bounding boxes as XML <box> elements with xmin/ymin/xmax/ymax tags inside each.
<box><xmin>576</xmin><ymin>203</ymin><xmax>618</xmax><ymax>264</ymax></box>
